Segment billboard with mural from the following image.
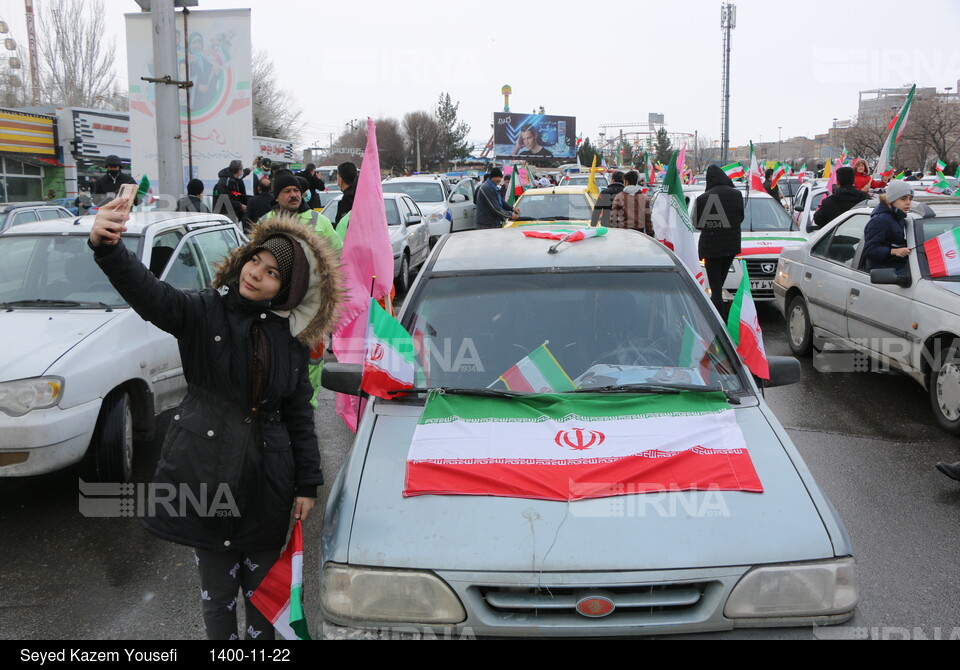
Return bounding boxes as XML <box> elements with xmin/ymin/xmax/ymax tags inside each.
<box><xmin>494</xmin><ymin>113</ymin><xmax>576</xmax><ymax>160</ymax></box>
<box><xmin>126</xmin><ymin>9</ymin><xmax>252</xmax><ymax>193</ymax></box>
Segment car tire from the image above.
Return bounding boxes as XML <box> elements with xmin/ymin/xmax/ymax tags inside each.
<box><xmin>787</xmin><ymin>295</ymin><xmax>813</xmax><ymax>357</ymax></box>
<box><xmin>396</xmin><ymin>252</ymin><xmax>411</xmax><ymax>295</ymax></box>
<box><xmin>89</xmin><ymin>389</ymin><xmax>134</xmax><ymax>483</ymax></box>
<box><xmin>929</xmin><ymin>344</ymin><xmax>960</xmax><ymax>435</ymax></box>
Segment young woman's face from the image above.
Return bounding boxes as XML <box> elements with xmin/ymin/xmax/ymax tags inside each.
<box><xmin>239</xmin><ymin>250</ymin><xmax>282</xmax><ymax>301</ymax></box>
<box><xmin>856</xmin><ymin>162</ymin><xmax>867</xmax><ymax>174</ymax></box>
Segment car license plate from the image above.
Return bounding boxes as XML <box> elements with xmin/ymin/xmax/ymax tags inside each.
<box><xmin>750</xmin><ymin>280</ymin><xmax>773</xmax><ymax>291</ymax></box>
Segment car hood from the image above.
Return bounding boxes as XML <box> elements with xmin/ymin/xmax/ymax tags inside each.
<box><xmin>0</xmin><ymin>310</ymin><xmax>119</xmax><ymax>380</ymax></box>
<box><xmin>346</xmin><ymin>402</ymin><xmax>835</xmax><ymax>572</ymax></box>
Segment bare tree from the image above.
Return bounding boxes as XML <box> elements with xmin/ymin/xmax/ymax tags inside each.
<box><xmin>402</xmin><ymin>111</ymin><xmax>441</xmax><ymax>170</ymax></box>
<box><xmin>252</xmin><ymin>49</ymin><xmax>302</xmax><ymax>143</ymax></box>
<box><xmin>691</xmin><ymin>134</ymin><xmax>718</xmax><ymax>173</ymax></box>
<box><xmin>375</xmin><ymin>117</ymin><xmax>407</xmax><ymax>174</ymax></box>
<box><xmin>38</xmin><ymin>0</ymin><xmax>118</xmax><ymax>108</ymax></box>
<box><xmin>904</xmin><ymin>96</ymin><xmax>960</xmax><ymax>170</ymax></box>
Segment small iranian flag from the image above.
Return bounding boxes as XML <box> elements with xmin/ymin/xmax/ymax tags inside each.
<box><xmin>936</xmin><ymin>158</ymin><xmax>947</xmax><ymax>173</ymax></box>
<box><xmin>770</xmin><ymin>163</ymin><xmax>786</xmax><ymax>189</ymax></box>
<box><xmin>797</xmin><ymin>164</ymin><xmax>808</xmax><ymax>182</ymax></box>
<box><xmin>250</xmin><ymin>521</ymin><xmax>310</xmax><ymax>640</ymax></box>
<box><xmin>925</xmin><ymin>176</ymin><xmax>953</xmax><ymax>195</ymax></box>
<box><xmin>497</xmin><ymin>342</ymin><xmax>575</xmax><ymax>393</ymax></box>
<box><xmin>727</xmin><ymin>260</ymin><xmax>769</xmax><ymax>379</ymax></box>
<box><xmin>403</xmin><ymin>392</ymin><xmax>763</xmax><ymax>501</ymax></box>
<box><xmin>652</xmin><ymin>150</ymin><xmax>707</xmax><ymax>294</ymax></box>
<box><xmin>506</xmin><ymin>168</ymin><xmax>520</xmax><ymax>206</ymax></box>
<box><xmin>748</xmin><ymin>142</ymin><xmax>765</xmax><ymax>192</ymax></box>
<box><xmin>521</xmin><ymin>226</ymin><xmax>608</xmax><ymax>242</ymax></box>
<box><xmin>923</xmin><ymin>227</ymin><xmax>960</xmax><ymax>277</ymax></box>
<box><xmin>361</xmin><ymin>298</ymin><xmax>415</xmax><ymax>398</ymax></box>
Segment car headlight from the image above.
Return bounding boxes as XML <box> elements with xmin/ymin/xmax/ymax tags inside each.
<box><xmin>724</xmin><ymin>558</ymin><xmax>858</xmax><ymax>618</ymax></box>
<box><xmin>0</xmin><ymin>377</ymin><xmax>64</xmax><ymax>417</ymax></box>
<box><xmin>322</xmin><ymin>563</ymin><xmax>466</xmax><ymax>624</ymax></box>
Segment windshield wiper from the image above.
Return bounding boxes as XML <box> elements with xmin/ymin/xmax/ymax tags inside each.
<box><xmin>1</xmin><ymin>299</ymin><xmax>114</xmax><ymax>310</ymax></box>
<box><xmin>571</xmin><ymin>383</ymin><xmax>742</xmax><ymax>404</ymax></box>
<box><xmin>390</xmin><ymin>387</ymin><xmax>523</xmax><ymax>398</ymax></box>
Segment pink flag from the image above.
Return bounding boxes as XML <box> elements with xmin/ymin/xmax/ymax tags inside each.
<box><xmin>332</xmin><ymin>118</ymin><xmax>394</xmax><ymax>431</ymax></box>
<box><xmin>676</xmin><ymin>143</ymin><xmax>687</xmax><ymax>177</ymax></box>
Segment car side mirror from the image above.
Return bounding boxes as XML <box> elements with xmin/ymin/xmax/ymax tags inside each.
<box><xmin>764</xmin><ymin>356</ymin><xmax>801</xmax><ymax>388</ymax></box>
<box><xmin>320</xmin><ymin>362</ymin><xmax>363</xmax><ymax>396</ymax></box>
<box><xmin>870</xmin><ymin>268</ymin><xmax>911</xmax><ymax>287</ymax></box>
<box><xmin>450</xmin><ymin>194</ymin><xmax>467</xmax><ymax>203</ymax></box>
<box><xmin>405</xmin><ymin>214</ymin><xmax>422</xmax><ymax>225</ymax></box>
<box><xmin>794</xmin><ymin>205</ymin><xmax>804</xmax><ymax>212</ymax></box>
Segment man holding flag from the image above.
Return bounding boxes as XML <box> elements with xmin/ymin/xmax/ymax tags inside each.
<box><xmin>476</xmin><ymin>168</ymin><xmax>520</xmax><ymax>229</ymax></box>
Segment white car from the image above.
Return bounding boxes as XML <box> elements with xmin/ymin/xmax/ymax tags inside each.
<box><xmin>321</xmin><ymin>192</ymin><xmax>430</xmax><ymax>294</ymax></box>
<box><xmin>0</xmin><ymin>212</ymin><xmax>245</xmax><ymax>482</ymax></box>
<box><xmin>774</xmin><ymin>198</ymin><xmax>960</xmax><ymax>434</ymax></box>
<box><xmin>791</xmin><ymin>183</ymin><xmax>830</xmax><ymax>233</ymax></box>
<box><xmin>382</xmin><ymin>175</ymin><xmax>477</xmax><ymax>244</ymax></box>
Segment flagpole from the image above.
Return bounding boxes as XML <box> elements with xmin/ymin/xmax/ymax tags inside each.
<box><xmin>356</xmin><ymin>275</ymin><xmax>379</xmax><ymax>430</ymax></box>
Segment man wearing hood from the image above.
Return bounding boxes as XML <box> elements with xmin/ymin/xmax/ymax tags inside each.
<box><xmin>93</xmin><ymin>155</ymin><xmax>137</xmax><ymax>207</ymax></box>
<box><xmin>213</xmin><ymin>160</ymin><xmax>247</xmax><ymax>224</ymax></box>
<box><xmin>813</xmin><ymin>167</ymin><xmax>869</xmax><ymax>230</ymax></box>
<box><xmin>611</xmin><ymin>170</ymin><xmax>652</xmax><ymax>235</ymax></box>
<box><xmin>694</xmin><ymin>165</ymin><xmax>744</xmax><ymax>316</ymax></box>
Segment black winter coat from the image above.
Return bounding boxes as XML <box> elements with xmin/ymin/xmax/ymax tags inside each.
<box><xmin>93</xmin><ymin>171</ymin><xmax>138</xmax><ymax>207</ymax></box>
<box><xmin>694</xmin><ymin>165</ymin><xmax>744</xmax><ymax>258</ymax></box>
<box><xmin>213</xmin><ymin>168</ymin><xmax>246</xmax><ymax>224</ymax></box>
<box><xmin>591</xmin><ymin>182</ymin><xmax>625</xmax><ymax>227</ymax></box>
<box><xmin>812</xmin><ymin>186</ymin><xmax>869</xmax><ymax>230</ymax></box>
<box><xmin>92</xmin><ymin>216</ymin><xmax>341</xmax><ymax>552</ymax></box>
<box><xmin>863</xmin><ymin>203</ymin><xmax>909</xmax><ymax>271</ymax></box>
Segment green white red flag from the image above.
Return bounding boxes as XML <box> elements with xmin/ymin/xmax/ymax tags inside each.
<box><xmin>925</xmin><ymin>175</ymin><xmax>953</xmax><ymax>195</ymax></box>
<box><xmin>521</xmin><ymin>226</ymin><xmax>608</xmax><ymax>243</ymax></box>
<box><xmin>506</xmin><ymin>168</ymin><xmax>521</xmax><ymax>206</ymax></box>
<box><xmin>923</xmin><ymin>227</ymin><xmax>960</xmax><ymax>277</ymax></box>
<box><xmin>250</xmin><ymin>521</ymin><xmax>310</xmax><ymax>640</ymax></box>
<box><xmin>497</xmin><ymin>342</ymin><xmax>575</xmax><ymax>392</ymax></box>
<box><xmin>652</xmin><ymin>150</ymin><xmax>707</xmax><ymax>294</ymax></box>
<box><xmin>403</xmin><ymin>392</ymin><xmax>763</xmax><ymax>501</ymax></box>
<box><xmin>748</xmin><ymin>142</ymin><xmax>765</xmax><ymax>192</ymax></box>
<box><xmin>874</xmin><ymin>84</ymin><xmax>916</xmax><ymax>178</ymax></box>
<box><xmin>770</xmin><ymin>163</ymin><xmax>786</xmax><ymax>189</ymax></box>
<box><xmin>722</xmin><ymin>162</ymin><xmax>744</xmax><ymax>179</ymax></box>
<box><xmin>361</xmin><ymin>297</ymin><xmax>415</xmax><ymax>399</ymax></box>
<box><xmin>726</xmin><ymin>260</ymin><xmax>769</xmax><ymax>379</ymax></box>
<box><xmin>937</xmin><ymin>158</ymin><xmax>947</xmax><ymax>173</ymax></box>
<box><xmin>797</xmin><ymin>164</ymin><xmax>807</xmax><ymax>182</ymax></box>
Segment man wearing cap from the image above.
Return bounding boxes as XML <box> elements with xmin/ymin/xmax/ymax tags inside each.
<box><xmin>93</xmin><ymin>155</ymin><xmax>137</xmax><ymax>207</ymax></box>
<box><xmin>176</xmin><ymin>179</ymin><xmax>211</xmax><ymax>213</ymax></box>
<box><xmin>213</xmin><ymin>160</ymin><xmax>247</xmax><ymax>224</ymax></box>
<box><xmin>475</xmin><ymin>167</ymin><xmax>520</xmax><ymax>229</ymax></box>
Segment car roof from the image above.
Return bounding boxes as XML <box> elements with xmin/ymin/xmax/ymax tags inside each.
<box><xmin>518</xmin><ymin>185</ymin><xmax>591</xmax><ymax>196</ymax></box>
<box><xmin>429</xmin><ymin>227</ymin><xmax>678</xmax><ymax>273</ymax></box>
<box><xmin>0</xmin><ymin>211</ymin><xmax>234</xmax><ymax>236</ymax></box>
<box><xmin>383</xmin><ymin>175</ymin><xmax>447</xmax><ymax>183</ymax></box>
<box><xmin>0</xmin><ymin>201</ymin><xmax>67</xmax><ymax>211</ymax></box>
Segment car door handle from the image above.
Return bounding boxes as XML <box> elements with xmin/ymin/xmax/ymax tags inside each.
<box><xmin>804</xmin><ymin>272</ymin><xmax>812</xmax><ymax>279</ymax></box>
<box><xmin>850</xmin><ymin>288</ymin><xmax>860</xmax><ymax>297</ymax></box>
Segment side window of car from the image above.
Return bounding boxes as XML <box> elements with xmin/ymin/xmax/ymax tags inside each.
<box><xmin>454</xmin><ymin>180</ymin><xmax>474</xmax><ymax>202</ymax></box>
<box><xmin>163</xmin><ymin>237</ymin><xmax>205</xmax><ymax>290</ymax></box>
<box><xmin>794</xmin><ymin>187</ymin><xmax>807</xmax><ymax>210</ymax></box>
<box><xmin>10</xmin><ymin>211</ymin><xmax>39</xmax><ymax>227</ymax></box>
<box><xmin>191</xmin><ymin>228</ymin><xmax>240</xmax><ymax>285</ymax></box>
<box><xmin>150</xmin><ymin>229</ymin><xmax>184</xmax><ymax>278</ymax></box>
<box><xmin>813</xmin><ymin>215</ymin><xmax>869</xmax><ymax>269</ymax></box>
<box><xmin>38</xmin><ymin>209</ymin><xmax>65</xmax><ymax>221</ymax></box>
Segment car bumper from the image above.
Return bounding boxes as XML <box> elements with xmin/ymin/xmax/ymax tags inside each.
<box><xmin>319</xmin><ymin>565</ymin><xmax>855</xmax><ymax>638</ymax></box>
<box><xmin>0</xmin><ymin>399</ymin><xmax>101</xmax><ymax>476</ymax></box>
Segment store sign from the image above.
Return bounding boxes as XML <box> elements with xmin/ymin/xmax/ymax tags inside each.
<box><xmin>254</xmin><ymin>136</ymin><xmax>294</xmax><ymax>161</ymax></box>
<box><xmin>72</xmin><ymin>110</ymin><xmax>131</xmax><ymax>161</ymax></box>
<box><xmin>0</xmin><ymin>108</ymin><xmax>57</xmax><ymax>157</ymax></box>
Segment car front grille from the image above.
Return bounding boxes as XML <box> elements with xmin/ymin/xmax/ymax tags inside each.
<box><xmin>475</xmin><ymin>580</ymin><xmax>720</xmax><ymax>626</ymax></box>
<box><xmin>732</xmin><ymin>258</ymin><xmax>778</xmax><ymax>300</ymax></box>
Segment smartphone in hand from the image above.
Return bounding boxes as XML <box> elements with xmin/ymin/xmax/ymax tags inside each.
<box><xmin>108</xmin><ymin>183</ymin><xmax>139</xmax><ymax>244</ymax></box>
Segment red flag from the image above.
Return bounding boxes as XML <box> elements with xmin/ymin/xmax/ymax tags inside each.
<box><xmin>332</xmin><ymin>118</ymin><xmax>394</xmax><ymax>431</ymax></box>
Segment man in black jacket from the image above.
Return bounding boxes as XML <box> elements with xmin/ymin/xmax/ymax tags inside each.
<box><xmin>93</xmin><ymin>155</ymin><xmax>137</xmax><ymax>206</ymax></box>
<box><xmin>694</xmin><ymin>165</ymin><xmax>744</xmax><ymax>317</ymax></box>
<box><xmin>812</xmin><ymin>167</ymin><xmax>869</xmax><ymax>230</ymax></box>
<box><xmin>590</xmin><ymin>171</ymin><xmax>625</xmax><ymax>226</ymax></box>
<box><xmin>335</xmin><ymin>161</ymin><xmax>358</xmax><ymax>226</ymax></box>
<box><xmin>212</xmin><ymin>160</ymin><xmax>246</xmax><ymax>224</ymax></box>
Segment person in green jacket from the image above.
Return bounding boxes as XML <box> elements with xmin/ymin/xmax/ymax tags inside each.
<box><xmin>259</xmin><ymin>172</ymin><xmax>342</xmax><ymax>408</ymax></box>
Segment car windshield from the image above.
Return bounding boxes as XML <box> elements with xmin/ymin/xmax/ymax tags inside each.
<box><xmin>382</xmin><ymin>182</ymin><xmax>445</xmax><ymax>203</ymax></box>
<box><xmin>916</xmin><ymin>216</ymin><xmax>960</xmax><ymax>282</ymax></box>
<box><xmin>566</xmin><ymin>176</ymin><xmax>609</xmax><ymax>189</ymax></box>
<box><xmin>515</xmin><ymin>193</ymin><xmax>593</xmax><ymax>220</ymax></box>
<box><xmin>0</xmin><ymin>234</ymin><xmax>141</xmax><ymax>308</ymax></box>
<box><xmin>321</xmin><ymin>196</ymin><xmax>400</xmax><ymax>224</ymax></box>
<box><xmin>743</xmin><ymin>197</ymin><xmax>795</xmax><ymax>231</ymax></box>
<box><xmin>404</xmin><ymin>271</ymin><xmax>746</xmax><ymax>395</ymax></box>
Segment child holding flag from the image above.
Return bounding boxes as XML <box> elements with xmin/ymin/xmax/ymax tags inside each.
<box><xmin>89</xmin><ymin>201</ymin><xmax>342</xmax><ymax>639</ymax></box>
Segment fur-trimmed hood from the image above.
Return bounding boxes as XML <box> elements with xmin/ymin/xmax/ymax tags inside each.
<box><xmin>213</xmin><ymin>213</ymin><xmax>342</xmax><ymax>347</ymax></box>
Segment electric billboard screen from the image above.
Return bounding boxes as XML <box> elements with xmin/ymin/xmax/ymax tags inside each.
<box><xmin>494</xmin><ymin>113</ymin><xmax>576</xmax><ymax>160</ymax></box>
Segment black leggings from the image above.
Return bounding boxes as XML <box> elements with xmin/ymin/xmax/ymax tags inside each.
<box><xmin>195</xmin><ymin>547</ymin><xmax>281</xmax><ymax>640</ymax></box>
<box><xmin>704</xmin><ymin>255</ymin><xmax>736</xmax><ymax>319</ymax></box>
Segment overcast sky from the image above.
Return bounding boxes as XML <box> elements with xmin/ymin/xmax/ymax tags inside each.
<box><xmin>2</xmin><ymin>0</ymin><xmax>959</xmax><ymax>153</ymax></box>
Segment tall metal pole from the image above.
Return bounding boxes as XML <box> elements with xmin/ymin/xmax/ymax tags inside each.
<box><xmin>720</xmin><ymin>2</ymin><xmax>736</xmax><ymax>165</ymax></box>
<box><xmin>151</xmin><ymin>0</ymin><xmax>184</xmax><ymax>203</ymax></box>
<box><xmin>23</xmin><ymin>0</ymin><xmax>40</xmax><ymax>105</ymax></box>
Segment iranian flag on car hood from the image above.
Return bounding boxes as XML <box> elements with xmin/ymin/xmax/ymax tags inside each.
<box><xmin>738</xmin><ymin>235</ymin><xmax>808</xmax><ymax>257</ymax></box>
<box><xmin>403</xmin><ymin>392</ymin><xmax>762</xmax><ymax>501</ymax></box>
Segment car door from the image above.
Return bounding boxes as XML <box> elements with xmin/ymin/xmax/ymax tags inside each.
<box><xmin>400</xmin><ymin>196</ymin><xmax>429</xmax><ymax>268</ymax></box>
<box><xmin>801</xmin><ymin>212</ymin><xmax>871</xmax><ymax>343</ymax></box>
<box><xmin>449</xmin><ymin>178</ymin><xmax>477</xmax><ymax>232</ymax></box>
<box><xmin>845</xmin><ymin>218</ymin><xmax>920</xmax><ymax>373</ymax></box>
<box><xmin>792</xmin><ymin>185</ymin><xmax>809</xmax><ymax>229</ymax></box>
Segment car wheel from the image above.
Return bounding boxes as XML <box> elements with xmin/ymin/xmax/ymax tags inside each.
<box><xmin>89</xmin><ymin>389</ymin><xmax>134</xmax><ymax>482</ymax></box>
<box><xmin>396</xmin><ymin>252</ymin><xmax>411</xmax><ymax>295</ymax></box>
<box><xmin>787</xmin><ymin>295</ymin><xmax>813</xmax><ymax>357</ymax></box>
<box><xmin>929</xmin><ymin>344</ymin><xmax>960</xmax><ymax>435</ymax></box>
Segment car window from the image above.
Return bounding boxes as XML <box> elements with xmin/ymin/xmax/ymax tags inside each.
<box><xmin>10</xmin><ymin>211</ymin><xmax>39</xmax><ymax>227</ymax></box>
<box><xmin>163</xmin><ymin>236</ymin><xmax>206</xmax><ymax>290</ymax></box>
<box><xmin>382</xmin><ymin>182</ymin><xmax>445</xmax><ymax>203</ymax></box>
<box><xmin>0</xmin><ymin>234</ymin><xmax>141</xmax><ymax>307</ymax></box>
<box><xmin>38</xmin><ymin>209</ymin><xmax>67</xmax><ymax>221</ymax></box>
<box><xmin>453</xmin><ymin>179</ymin><xmax>474</xmax><ymax>202</ymax></box>
<box><xmin>515</xmin><ymin>193</ymin><xmax>593</xmax><ymax>220</ymax></box>
<box><xmin>794</xmin><ymin>186</ymin><xmax>808</xmax><ymax>210</ymax></box>
<box><xmin>812</xmin><ymin>192</ymin><xmax>827</xmax><ymax>211</ymax></box>
<box><xmin>190</xmin><ymin>228</ymin><xmax>241</xmax><ymax>285</ymax></box>
<box><xmin>405</xmin><ymin>271</ymin><xmax>746</xmax><ymax>394</ymax></box>
<box><xmin>385</xmin><ymin>199</ymin><xmax>401</xmax><ymax>226</ymax></box>
<box><xmin>812</xmin><ymin>214</ymin><xmax>869</xmax><ymax>268</ymax></box>
<box><xmin>743</xmin><ymin>197</ymin><xmax>795</xmax><ymax>231</ymax></box>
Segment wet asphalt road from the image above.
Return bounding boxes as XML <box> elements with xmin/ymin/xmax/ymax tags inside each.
<box><xmin>1</xmin><ymin>303</ymin><xmax>959</xmax><ymax>641</ymax></box>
